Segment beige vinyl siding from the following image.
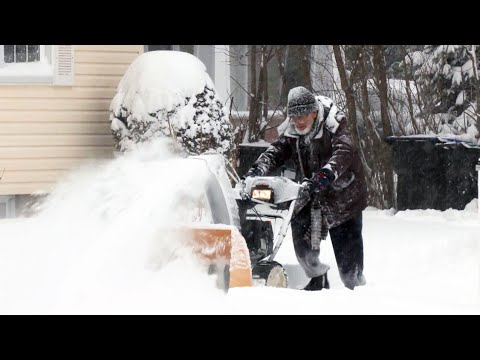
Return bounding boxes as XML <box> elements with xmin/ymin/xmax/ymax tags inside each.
<box><xmin>0</xmin><ymin>45</ymin><xmax>144</xmax><ymax>195</ymax></box>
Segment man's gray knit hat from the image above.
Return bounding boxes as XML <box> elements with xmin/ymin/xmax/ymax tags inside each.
<box><xmin>287</xmin><ymin>86</ymin><xmax>319</xmax><ymax>117</ymax></box>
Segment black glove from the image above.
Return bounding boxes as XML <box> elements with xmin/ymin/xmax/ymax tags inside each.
<box><xmin>293</xmin><ymin>169</ymin><xmax>334</xmax><ymax>217</ymax></box>
<box><xmin>309</xmin><ymin>168</ymin><xmax>335</xmax><ymax>192</ymax></box>
<box><xmin>241</xmin><ymin>166</ymin><xmax>263</xmax><ymax>180</ymax></box>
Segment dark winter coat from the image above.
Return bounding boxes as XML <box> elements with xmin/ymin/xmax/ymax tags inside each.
<box><xmin>250</xmin><ymin>96</ymin><xmax>368</xmax><ymax>228</ymax></box>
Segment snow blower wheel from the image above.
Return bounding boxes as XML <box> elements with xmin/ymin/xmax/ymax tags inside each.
<box><xmin>252</xmin><ymin>261</ymin><xmax>288</xmax><ymax>288</ymax></box>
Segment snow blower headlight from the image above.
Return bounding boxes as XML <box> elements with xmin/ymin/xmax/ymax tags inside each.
<box><xmin>251</xmin><ymin>187</ymin><xmax>273</xmax><ymax>202</ymax></box>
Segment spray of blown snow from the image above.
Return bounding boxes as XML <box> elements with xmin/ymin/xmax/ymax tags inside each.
<box><xmin>0</xmin><ymin>139</ymin><xmax>229</xmax><ymax>314</ymax></box>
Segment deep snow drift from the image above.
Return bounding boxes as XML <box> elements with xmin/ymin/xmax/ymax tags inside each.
<box><xmin>0</xmin><ymin>139</ymin><xmax>479</xmax><ymax>314</ymax></box>
<box><xmin>0</xmin><ymin>140</ymin><xmax>228</xmax><ymax>314</ymax></box>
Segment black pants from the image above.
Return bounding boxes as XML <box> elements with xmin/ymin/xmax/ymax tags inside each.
<box><xmin>291</xmin><ymin>208</ymin><xmax>364</xmax><ymax>288</ymax></box>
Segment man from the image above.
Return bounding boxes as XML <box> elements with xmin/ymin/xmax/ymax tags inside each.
<box><xmin>243</xmin><ymin>86</ymin><xmax>368</xmax><ymax>290</ymax></box>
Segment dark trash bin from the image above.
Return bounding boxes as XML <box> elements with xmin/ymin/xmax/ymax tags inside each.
<box><xmin>386</xmin><ymin>136</ymin><xmax>480</xmax><ymax>211</ymax></box>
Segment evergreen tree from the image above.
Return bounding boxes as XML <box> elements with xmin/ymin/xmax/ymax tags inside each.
<box><xmin>415</xmin><ymin>45</ymin><xmax>480</xmax><ymax>135</ymax></box>
<box><xmin>110</xmin><ymin>52</ymin><xmax>235</xmax><ymax>159</ymax></box>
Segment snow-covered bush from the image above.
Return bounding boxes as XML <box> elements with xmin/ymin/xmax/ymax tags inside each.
<box><xmin>110</xmin><ymin>51</ymin><xmax>234</xmax><ymax>158</ymax></box>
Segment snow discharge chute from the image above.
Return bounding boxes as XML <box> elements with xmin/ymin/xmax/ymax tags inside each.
<box><xmin>174</xmin><ymin>155</ymin><xmax>253</xmax><ymax>291</ymax></box>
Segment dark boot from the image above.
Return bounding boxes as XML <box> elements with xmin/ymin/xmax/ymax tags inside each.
<box><xmin>343</xmin><ymin>273</ymin><xmax>367</xmax><ymax>290</ymax></box>
<box><xmin>303</xmin><ymin>273</ymin><xmax>329</xmax><ymax>291</ymax></box>
<box><xmin>357</xmin><ymin>273</ymin><xmax>367</xmax><ymax>286</ymax></box>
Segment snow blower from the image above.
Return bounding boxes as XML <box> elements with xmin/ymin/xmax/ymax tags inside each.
<box><xmin>170</xmin><ymin>155</ymin><xmax>253</xmax><ymax>292</ymax></box>
<box><xmin>233</xmin><ymin>175</ymin><xmax>302</xmax><ymax>288</ymax></box>
<box><xmin>170</xmin><ymin>156</ymin><xmax>302</xmax><ymax>292</ymax></box>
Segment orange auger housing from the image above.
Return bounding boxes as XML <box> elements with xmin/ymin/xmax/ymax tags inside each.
<box><xmin>185</xmin><ymin>225</ymin><xmax>253</xmax><ymax>289</ymax></box>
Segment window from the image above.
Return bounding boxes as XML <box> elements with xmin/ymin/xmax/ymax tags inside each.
<box><xmin>0</xmin><ymin>45</ymin><xmax>54</xmax><ymax>84</ymax></box>
<box><xmin>146</xmin><ymin>45</ymin><xmax>196</xmax><ymax>56</ymax></box>
<box><xmin>144</xmin><ymin>45</ymin><xmax>230</xmax><ymax>105</ymax></box>
<box><xmin>229</xmin><ymin>45</ymin><xmax>249</xmax><ymax>112</ymax></box>
<box><xmin>145</xmin><ymin>45</ymin><xmax>215</xmax><ymax>82</ymax></box>
<box><xmin>3</xmin><ymin>45</ymin><xmax>40</xmax><ymax>63</ymax></box>
<box><xmin>177</xmin><ymin>45</ymin><xmax>195</xmax><ymax>55</ymax></box>
<box><xmin>229</xmin><ymin>45</ymin><xmax>284</xmax><ymax>113</ymax></box>
<box><xmin>145</xmin><ymin>45</ymin><xmax>173</xmax><ymax>51</ymax></box>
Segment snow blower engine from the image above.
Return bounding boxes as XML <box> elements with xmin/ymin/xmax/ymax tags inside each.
<box><xmin>234</xmin><ymin>176</ymin><xmax>303</xmax><ymax>288</ymax></box>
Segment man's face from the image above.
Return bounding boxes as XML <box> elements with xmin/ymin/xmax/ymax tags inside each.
<box><xmin>292</xmin><ymin>111</ymin><xmax>317</xmax><ymax>135</ymax></box>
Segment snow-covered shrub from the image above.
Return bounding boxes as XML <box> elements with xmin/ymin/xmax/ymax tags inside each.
<box><xmin>110</xmin><ymin>51</ymin><xmax>234</xmax><ymax>158</ymax></box>
<box><xmin>414</xmin><ymin>45</ymin><xmax>480</xmax><ymax>139</ymax></box>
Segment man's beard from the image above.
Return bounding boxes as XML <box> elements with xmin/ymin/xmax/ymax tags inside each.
<box><xmin>294</xmin><ymin>125</ymin><xmax>312</xmax><ymax>135</ymax></box>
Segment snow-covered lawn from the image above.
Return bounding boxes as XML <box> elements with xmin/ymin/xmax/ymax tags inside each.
<box><xmin>1</xmin><ymin>141</ymin><xmax>479</xmax><ymax>314</ymax></box>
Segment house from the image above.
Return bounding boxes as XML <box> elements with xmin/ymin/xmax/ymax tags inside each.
<box><xmin>0</xmin><ymin>45</ymin><xmax>336</xmax><ymax>218</ymax></box>
<box><xmin>0</xmin><ymin>44</ymin><xmax>233</xmax><ymax>217</ymax></box>
<box><xmin>0</xmin><ymin>45</ymin><xmax>144</xmax><ymax>217</ymax></box>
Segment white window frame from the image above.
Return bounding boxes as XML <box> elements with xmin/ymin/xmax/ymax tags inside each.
<box><xmin>0</xmin><ymin>45</ymin><xmax>54</xmax><ymax>84</ymax></box>
<box><xmin>0</xmin><ymin>195</ymin><xmax>16</xmax><ymax>219</ymax></box>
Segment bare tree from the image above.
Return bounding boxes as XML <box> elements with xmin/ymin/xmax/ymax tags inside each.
<box><xmin>372</xmin><ymin>46</ymin><xmax>393</xmax><ymax>138</ymax></box>
<box><xmin>371</xmin><ymin>45</ymin><xmax>395</xmax><ymax>208</ymax></box>
<box><xmin>280</xmin><ymin>45</ymin><xmax>313</xmax><ymax>105</ymax></box>
<box><xmin>223</xmin><ymin>45</ymin><xmax>288</xmax><ymax>143</ymax></box>
<box><xmin>332</xmin><ymin>45</ymin><xmax>361</xmax><ymax>149</ymax></box>
<box><xmin>228</xmin><ymin>44</ymin><xmax>461</xmax><ymax>209</ymax></box>
<box><xmin>247</xmin><ymin>45</ymin><xmax>259</xmax><ymax>141</ymax></box>
<box><xmin>401</xmin><ymin>45</ymin><xmax>421</xmax><ymax>134</ymax></box>
<box><xmin>466</xmin><ymin>45</ymin><xmax>480</xmax><ymax>139</ymax></box>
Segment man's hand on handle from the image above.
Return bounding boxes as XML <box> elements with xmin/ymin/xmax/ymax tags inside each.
<box><xmin>293</xmin><ymin>168</ymin><xmax>335</xmax><ymax>217</ymax></box>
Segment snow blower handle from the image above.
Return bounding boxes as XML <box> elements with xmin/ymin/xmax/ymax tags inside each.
<box><xmin>292</xmin><ymin>181</ymin><xmax>313</xmax><ymax>218</ymax></box>
<box><xmin>291</xmin><ymin>182</ymin><xmax>327</xmax><ymax>251</ymax></box>
<box><xmin>268</xmin><ymin>198</ymin><xmax>297</xmax><ymax>261</ymax></box>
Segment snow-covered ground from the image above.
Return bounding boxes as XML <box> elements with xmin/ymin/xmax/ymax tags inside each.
<box><xmin>1</xmin><ymin>140</ymin><xmax>479</xmax><ymax>315</ymax></box>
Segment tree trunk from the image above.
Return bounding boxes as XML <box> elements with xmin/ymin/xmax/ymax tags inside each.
<box><xmin>255</xmin><ymin>48</ymin><xmax>266</xmax><ymax>141</ymax></box>
<box><xmin>275</xmin><ymin>45</ymin><xmax>287</xmax><ymax>111</ymax></box>
<box><xmin>332</xmin><ymin>45</ymin><xmax>360</xmax><ymax>149</ymax></box>
<box><xmin>372</xmin><ymin>45</ymin><xmax>393</xmax><ymax>137</ymax></box>
<box><xmin>471</xmin><ymin>45</ymin><xmax>480</xmax><ymax>140</ymax></box>
<box><xmin>372</xmin><ymin>45</ymin><xmax>395</xmax><ymax>208</ymax></box>
<box><xmin>401</xmin><ymin>46</ymin><xmax>419</xmax><ymax>134</ymax></box>
<box><xmin>280</xmin><ymin>45</ymin><xmax>313</xmax><ymax>107</ymax></box>
<box><xmin>359</xmin><ymin>48</ymin><xmax>375</xmax><ymax>164</ymax></box>
<box><xmin>248</xmin><ymin>45</ymin><xmax>258</xmax><ymax>142</ymax></box>
<box><xmin>476</xmin><ymin>77</ymin><xmax>480</xmax><ymax>140</ymax></box>
<box><xmin>358</xmin><ymin>46</ymin><xmax>387</xmax><ymax>207</ymax></box>
<box><xmin>263</xmin><ymin>46</ymin><xmax>269</xmax><ymax>137</ymax></box>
